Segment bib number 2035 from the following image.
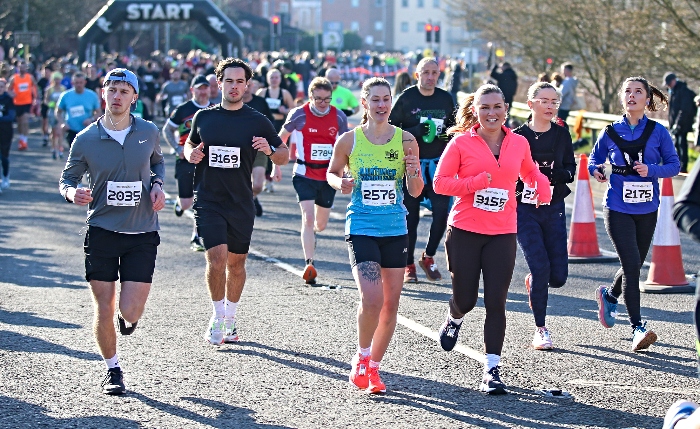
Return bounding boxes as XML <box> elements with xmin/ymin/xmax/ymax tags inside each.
<box><xmin>106</xmin><ymin>181</ymin><xmax>142</xmax><ymax>207</ymax></box>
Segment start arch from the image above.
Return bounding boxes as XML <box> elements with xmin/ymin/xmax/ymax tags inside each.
<box><xmin>79</xmin><ymin>0</ymin><xmax>244</xmax><ymax>62</ymax></box>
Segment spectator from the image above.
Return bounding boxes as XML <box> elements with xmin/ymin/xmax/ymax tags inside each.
<box><xmin>445</xmin><ymin>59</ymin><xmax>463</xmax><ymax>104</ymax></box>
<box><xmin>665</xmin><ymin>72</ymin><xmax>697</xmax><ymax>173</ymax></box>
<box><xmin>558</xmin><ymin>63</ymin><xmax>578</xmax><ymax>122</ymax></box>
<box><xmin>490</xmin><ymin>62</ymin><xmax>518</xmax><ymax>126</ymax></box>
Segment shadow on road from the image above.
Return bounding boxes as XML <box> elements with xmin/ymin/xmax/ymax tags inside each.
<box><xmin>0</xmin><ymin>245</ymin><xmax>86</xmax><ymax>289</ymax></box>
<box><xmin>0</xmin><ymin>307</ymin><xmax>81</xmax><ymax>329</ymax></box>
<box><xmin>0</xmin><ymin>330</ymin><xmax>100</xmax><ymax>361</ymax></box>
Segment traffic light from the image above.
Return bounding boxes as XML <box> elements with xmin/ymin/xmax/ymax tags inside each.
<box><xmin>425</xmin><ymin>23</ymin><xmax>432</xmax><ymax>43</ymax></box>
<box><xmin>546</xmin><ymin>58</ymin><xmax>553</xmax><ymax>65</ymax></box>
<box><xmin>271</xmin><ymin>15</ymin><xmax>281</xmax><ymax>36</ymax></box>
<box><xmin>434</xmin><ymin>25</ymin><xmax>440</xmax><ymax>43</ymax></box>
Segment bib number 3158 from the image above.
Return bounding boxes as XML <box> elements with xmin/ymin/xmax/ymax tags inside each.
<box><xmin>361</xmin><ymin>180</ymin><xmax>396</xmax><ymax>206</ymax></box>
<box><xmin>107</xmin><ymin>181</ymin><xmax>141</xmax><ymax>206</ymax></box>
<box><xmin>209</xmin><ymin>146</ymin><xmax>240</xmax><ymax>169</ymax></box>
<box><xmin>474</xmin><ymin>188</ymin><xmax>508</xmax><ymax>212</ymax></box>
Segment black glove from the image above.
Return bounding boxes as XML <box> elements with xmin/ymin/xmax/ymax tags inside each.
<box><xmin>342</xmin><ymin>109</ymin><xmax>354</xmax><ymax>117</ymax></box>
<box><xmin>419</xmin><ymin>122</ymin><xmax>431</xmax><ymax>137</ymax></box>
<box><xmin>435</xmin><ymin>133</ymin><xmax>450</xmax><ymax>142</ymax></box>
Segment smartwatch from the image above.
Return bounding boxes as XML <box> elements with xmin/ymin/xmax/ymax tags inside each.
<box><xmin>266</xmin><ymin>145</ymin><xmax>277</xmax><ymax>157</ymax></box>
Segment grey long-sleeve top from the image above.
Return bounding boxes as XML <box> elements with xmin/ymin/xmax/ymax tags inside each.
<box><xmin>59</xmin><ymin>116</ymin><xmax>165</xmax><ymax>233</ymax></box>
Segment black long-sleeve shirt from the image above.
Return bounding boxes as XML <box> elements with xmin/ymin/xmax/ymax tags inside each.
<box><xmin>388</xmin><ymin>85</ymin><xmax>456</xmax><ymax>160</ymax></box>
<box><xmin>674</xmin><ymin>159</ymin><xmax>700</xmax><ymax>242</ymax></box>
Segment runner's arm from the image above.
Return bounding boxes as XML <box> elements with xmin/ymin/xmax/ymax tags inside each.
<box><xmin>327</xmin><ymin>131</ymin><xmax>353</xmax><ymax>193</ymax></box>
<box><xmin>675</xmin><ymin>158</ymin><xmax>700</xmax><ymax>243</ymax></box>
<box><xmin>162</xmin><ymin>121</ymin><xmax>182</xmax><ymax>155</ymax></box>
<box><xmin>402</xmin><ymin>131</ymin><xmax>423</xmax><ymax>198</ymax></box>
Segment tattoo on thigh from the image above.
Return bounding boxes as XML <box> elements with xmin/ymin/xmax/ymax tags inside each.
<box><xmin>357</xmin><ymin>261</ymin><xmax>381</xmax><ymax>284</ymax></box>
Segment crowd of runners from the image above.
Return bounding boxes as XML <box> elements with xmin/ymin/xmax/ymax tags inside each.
<box><xmin>1</xmin><ymin>46</ymin><xmax>699</xmax><ymax>427</ymax></box>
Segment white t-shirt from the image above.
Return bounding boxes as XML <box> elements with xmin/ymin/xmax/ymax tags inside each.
<box><xmin>104</xmin><ymin>126</ymin><xmax>131</xmax><ymax>145</ymax></box>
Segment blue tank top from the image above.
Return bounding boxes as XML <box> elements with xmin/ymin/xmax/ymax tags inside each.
<box><xmin>346</xmin><ymin>126</ymin><xmax>407</xmax><ymax>237</ymax></box>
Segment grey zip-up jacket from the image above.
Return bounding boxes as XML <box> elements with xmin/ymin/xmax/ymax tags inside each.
<box><xmin>59</xmin><ymin>116</ymin><xmax>165</xmax><ymax>233</ymax></box>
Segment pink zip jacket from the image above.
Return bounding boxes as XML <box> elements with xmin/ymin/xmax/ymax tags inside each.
<box><xmin>433</xmin><ymin>124</ymin><xmax>552</xmax><ymax>235</ymax></box>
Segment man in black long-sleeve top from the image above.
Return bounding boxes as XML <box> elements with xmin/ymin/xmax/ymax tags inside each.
<box><xmin>389</xmin><ymin>57</ymin><xmax>456</xmax><ymax>283</ymax></box>
<box><xmin>490</xmin><ymin>62</ymin><xmax>518</xmax><ymax>126</ymax></box>
<box><xmin>665</xmin><ymin>72</ymin><xmax>696</xmax><ymax>173</ymax></box>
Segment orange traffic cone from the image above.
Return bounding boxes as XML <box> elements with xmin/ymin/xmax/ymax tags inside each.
<box><xmin>568</xmin><ymin>154</ymin><xmax>617</xmax><ymax>263</ymax></box>
<box><xmin>641</xmin><ymin>177</ymin><xmax>694</xmax><ymax>293</ymax></box>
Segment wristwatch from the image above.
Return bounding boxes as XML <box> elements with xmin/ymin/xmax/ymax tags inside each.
<box><xmin>266</xmin><ymin>145</ymin><xmax>277</xmax><ymax>157</ymax></box>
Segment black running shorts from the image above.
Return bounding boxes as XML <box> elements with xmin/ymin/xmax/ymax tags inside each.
<box><xmin>292</xmin><ymin>174</ymin><xmax>336</xmax><ymax>208</ymax></box>
<box><xmin>194</xmin><ymin>199</ymin><xmax>255</xmax><ymax>254</ymax></box>
<box><xmin>252</xmin><ymin>150</ymin><xmax>268</xmax><ymax>169</ymax></box>
<box><xmin>175</xmin><ymin>158</ymin><xmax>196</xmax><ymax>198</ymax></box>
<box><xmin>346</xmin><ymin>234</ymin><xmax>409</xmax><ymax>269</ymax></box>
<box><xmin>84</xmin><ymin>226</ymin><xmax>160</xmax><ymax>283</ymax></box>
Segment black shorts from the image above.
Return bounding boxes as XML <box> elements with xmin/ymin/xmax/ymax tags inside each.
<box><xmin>84</xmin><ymin>226</ymin><xmax>160</xmax><ymax>283</ymax></box>
<box><xmin>252</xmin><ymin>151</ymin><xmax>268</xmax><ymax>169</ymax></box>
<box><xmin>175</xmin><ymin>158</ymin><xmax>196</xmax><ymax>198</ymax></box>
<box><xmin>292</xmin><ymin>175</ymin><xmax>336</xmax><ymax>208</ymax></box>
<box><xmin>41</xmin><ymin>104</ymin><xmax>49</xmax><ymax>118</ymax></box>
<box><xmin>15</xmin><ymin>104</ymin><xmax>31</xmax><ymax>117</ymax></box>
<box><xmin>346</xmin><ymin>234</ymin><xmax>409</xmax><ymax>269</ymax></box>
<box><xmin>194</xmin><ymin>199</ymin><xmax>255</xmax><ymax>254</ymax></box>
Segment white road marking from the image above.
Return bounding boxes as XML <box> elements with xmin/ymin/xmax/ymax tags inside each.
<box><xmin>567</xmin><ymin>378</ymin><xmax>700</xmax><ymax>395</ymax></box>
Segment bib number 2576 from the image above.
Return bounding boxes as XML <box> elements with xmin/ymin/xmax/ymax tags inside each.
<box><xmin>361</xmin><ymin>181</ymin><xmax>396</xmax><ymax>206</ymax></box>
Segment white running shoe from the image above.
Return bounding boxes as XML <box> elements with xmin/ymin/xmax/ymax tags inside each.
<box><xmin>1</xmin><ymin>176</ymin><xmax>9</xmax><ymax>189</ymax></box>
<box><xmin>204</xmin><ymin>317</ymin><xmax>224</xmax><ymax>345</ymax></box>
<box><xmin>223</xmin><ymin>317</ymin><xmax>239</xmax><ymax>343</ymax></box>
<box><xmin>532</xmin><ymin>326</ymin><xmax>554</xmax><ymax>350</ymax></box>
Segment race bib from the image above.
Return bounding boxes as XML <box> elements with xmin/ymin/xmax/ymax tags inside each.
<box><xmin>420</xmin><ymin>116</ymin><xmax>446</xmax><ymax>134</ymax></box>
<box><xmin>18</xmin><ymin>83</ymin><xmax>29</xmax><ymax>92</ymax></box>
<box><xmin>69</xmin><ymin>105</ymin><xmax>86</xmax><ymax>118</ymax></box>
<box><xmin>143</xmin><ymin>74</ymin><xmax>154</xmax><ymax>82</ymax></box>
<box><xmin>361</xmin><ymin>180</ymin><xmax>396</xmax><ymax>206</ymax></box>
<box><xmin>209</xmin><ymin>146</ymin><xmax>240</xmax><ymax>168</ymax></box>
<box><xmin>265</xmin><ymin>97</ymin><xmax>282</xmax><ymax>110</ymax></box>
<box><xmin>171</xmin><ymin>95</ymin><xmax>184</xmax><ymax>107</ymax></box>
<box><xmin>521</xmin><ymin>183</ymin><xmax>554</xmax><ymax>205</ymax></box>
<box><xmin>310</xmin><ymin>144</ymin><xmax>333</xmax><ymax>161</ymax></box>
<box><xmin>106</xmin><ymin>181</ymin><xmax>142</xmax><ymax>207</ymax></box>
<box><xmin>623</xmin><ymin>182</ymin><xmax>653</xmax><ymax>203</ymax></box>
<box><xmin>474</xmin><ymin>188</ymin><xmax>508</xmax><ymax>212</ymax></box>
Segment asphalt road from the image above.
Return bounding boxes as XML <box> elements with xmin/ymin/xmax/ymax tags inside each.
<box><xmin>1</xmin><ymin>127</ymin><xmax>698</xmax><ymax>429</ymax></box>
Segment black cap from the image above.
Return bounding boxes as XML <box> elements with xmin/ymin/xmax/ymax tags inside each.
<box><xmin>191</xmin><ymin>75</ymin><xmax>209</xmax><ymax>88</ymax></box>
<box><xmin>664</xmin><ymin>72</ymin><xmax>677</xmax><ymax>86</ymax></box>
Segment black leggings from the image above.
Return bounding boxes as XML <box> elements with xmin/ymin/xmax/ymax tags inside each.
<box><xmin>0</xmin><ymin>124</ymin><xmax>12</xmax><ymax>177</ymax></box>
<box><xmin>604</xmin><ymin>208</ymin><xmax>657</xmax><ymax>327</ymax></box>
<box><xmin>403</xmin><ymin>178</ymin><xmax>450</xmax><ymax>264</ymax></box>
<box><xmin>445</xmin><ymin>226</ymin><xmax>516</xmax><ymax>355</ymax></box>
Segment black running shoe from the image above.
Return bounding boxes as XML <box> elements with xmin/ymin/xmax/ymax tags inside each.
<box><xmin>480</xmin><ymin>366</ymin><xmax>507</xmax><ymax>395</ymax></box>
<box><xmin>190</xmin><ymin>236</ymin><xmax>205</xmax><ymax>252</ymax></box>
<box><xmin>438</xmin><ymin>316</ymin><xmax>462</xmax><ymax>351</ymax></box>
<box><xmin>254</xmin><ymin>197</ymin><xmax>263</xmax><ymax>217</ymax></box>
<box><xmin>117</xmin><ymin>314</ymin><xmax>138</xmax><ymax>335</ymax></box>
<box><xmin>174</xmin><ymin>201</ymin><xmax>184</xmax><ymax>217</ymax></box>
<box><xmin>101</xmin><ymin>367</ymin><xmax>126</xmax><ymax>395</ymax></box>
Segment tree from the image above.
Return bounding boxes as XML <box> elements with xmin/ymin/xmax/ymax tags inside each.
<box><xmin>650</xmin><ymin>0</ymin><xmax>700</xmax><ymax>80</ymax></box>
<box><xmin>446</xmin><ymin>0</ymin><xmax>660</xmax><ymax>113</ymax></box>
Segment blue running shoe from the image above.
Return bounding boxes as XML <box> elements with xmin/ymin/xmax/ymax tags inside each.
<box><xmin>663</xmin><ymin>399</ymin><xmax>699</xmax><ymax>429</ymax></box>
<box><xmin>595</xmin><ymin>286</ymin><xmax>617</xmax><ymax>328</ymax></box>
<box><xmin>480</xmin><ymin>366</ymin><xmax>507</xmax><ymax>395</ymax></box>
<box><xmin>438</xmin><ymin>315</ymin><xmax>462</xmax><ymax>351</ymax></box>
<box><xmin>632</xmin><ymin>322</ymin><xmax>657</xmax><ymax>351</ymax></box>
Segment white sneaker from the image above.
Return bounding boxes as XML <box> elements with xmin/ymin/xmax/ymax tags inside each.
<box><xmin>1</xmin><ymin>176</ymin><xmax>9</xmax><ymax>189</ymax></box>
<box><xmin>532</xmin><ymin>326</ymin><xmax>554</xmax><ymax>350</ymax></box>
<box><xmin>204</xmin><ymin>317</ymin><xmax>224</xmax><ymax>345</ymax></box>
<box><xmin>223</xmin><ymin>317</ymin><xmax>239</xmax><ymax>343</ymax></box>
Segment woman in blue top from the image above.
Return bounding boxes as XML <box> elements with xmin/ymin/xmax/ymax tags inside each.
<box><xmin>588</xmin><ymin>76</ymin><xmax>680</xmax><ymax>352</ymax></box>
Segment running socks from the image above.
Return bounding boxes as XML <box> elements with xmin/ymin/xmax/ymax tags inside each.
<box><xmin>105</xmin><ymin>354</ymin><xmax>120</xmax><ymax>369</ymax></box>
<box><xmin>448</xmin><ymin>313</ymin><xmax>464</xmax><ymax>325</ymax></box>
<box><xmin>305</xmin><ymin>258</ymin><xmax>314</xmax><ymax>266</ymax></box>
<box><xmin>213</xmin><ymin>299</ymin><xmax>225</xmax><ymax>318</ymax></box>
<box><xmin>225</xmin><ymin>299</ymin><xmax>238</xmax><ymax>319</ymax></box>
<box><xmin>485</xmin><ymin>354</ymin><xmax>500</xmax><ymax>372</ymax></box>
<box><xmin>605</xmin><ymin>289</ymin><xmax>619</xmax><ymax>304</ymax></box>
<box><xmin>369</xmin><ymin>360</ymin><xmax>380</xmax><ymax>369</ymax></box>
<box><xmin>358</xmin><ymin>346</ymin><xmax>371</xmax><ymax>357</ymax></box>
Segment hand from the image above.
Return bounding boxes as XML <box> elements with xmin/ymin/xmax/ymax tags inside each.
<box><xmin>436</xmin><ymin>133</ymin><xmax>450</xmax><ymax>142</ymax></box>
<box><xmin>70</xmin><ymin>188</ymin><xmax>93</xmax><ymax>206</ymax></box>
<box><xmin>633</xmin><ymin>161</ymin><xmax>649</xmax><ymax>177</ymax></box>
<box><xmin>420</xmin><ymin>122</ymin><xmax>431</xmax><ymax>137</ymax></box>
<box><xmin>61</xmin><ymin>123</ymin><xmax>70</xmax><ymax>132</ymax></box>
<box><xmin>272</xmin><ymin>165</ymin><xmax>283</xmax><ymax>182</ymax></box>
<box><xmin>150</xmin><ymin>184</ymin><xmax>165</xmax><ymax>211</ymax></box>
<box><xmin>187</xmin><ymin>142</ymin><xmax>205</xmax><ymax>164</ymax></box>
<box><xmin>403</xmin><ymin>148</ymin><xmax>419</xmax><ymax>177</ymax></box>
<box><xmin>252</xmin><ymin>136</ymin><xmax>272</xmax><ymax>155</ymax></box>
<box><xmin>340</xmin><ymin>177</ymin><xmax>354</xmax><ymax>194</ymax></box>
<box><xmin>593</xmin><ymin>165</ymin><xmax>607</xmax><ymax>183</ymax></box>
<box><xmin>178</xmin><ymin>150</ymin><xmax>185</xmax><ymax>160</ymax></box>
<box><xmin>671</xmin><ymin>125</ymin><xmax>680</xmax><ymax>136</ymax></box>
<box><xmin>342</xmin><ymin>109</ymin><xmax>354</xmax><ymax>117</ymax></box>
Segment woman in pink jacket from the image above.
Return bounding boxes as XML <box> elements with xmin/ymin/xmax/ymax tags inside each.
<box><xmin>433</xmin><ymin>84</ymin><xmax>551</xmax><ymax>394</ymax></box>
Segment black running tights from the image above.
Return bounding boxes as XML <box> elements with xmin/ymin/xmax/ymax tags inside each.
<box><xmin>604</xmin><ymin>208</ymin><xmax>657</xmax><ymax>327</ymax></box>
<box><xmin>445</xmin><ymin>226</ymin><xmax>516</xmax><ymax>355</ymax></box>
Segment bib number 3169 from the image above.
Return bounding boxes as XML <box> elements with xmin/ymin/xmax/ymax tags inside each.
<box><xmin>209</xmin><ymin>146</ymin><xmax>240</xmax><ymax>169</ymax></box>
<box><xmin>474</xmin><ymin>188</ymin><xmax>508</xmax><ymax>212</ymax></box>
<box><xmin>107</xmin><ymin>181</ymin><xmax>141</xmax><ymax>207</ymax></box>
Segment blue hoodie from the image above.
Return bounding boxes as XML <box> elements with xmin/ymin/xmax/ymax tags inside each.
<box><xmin>588</xmin><ymin>114</ymin><xmax>680</xmax><ymax>214</ymax></box>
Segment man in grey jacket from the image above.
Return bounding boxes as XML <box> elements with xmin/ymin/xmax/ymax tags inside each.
<box><xmin>59</xmin><ymin>68</ymin><xmax>165</xmax><ymax>396</ymax></box>
<box><xmin>558</xmin><ymin>63</ymin><xmax>578</xmax><ymax>122</ymax></box>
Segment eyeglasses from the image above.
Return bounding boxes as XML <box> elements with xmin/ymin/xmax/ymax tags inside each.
<box><xmin>532</xmin><ymin>99</ymin><xmax>560</xmax><ymax>108</ymax></box>
<box><xmin>313</xmin><ymin>97</ymin><xmax>332</xmax><ymax>103</ymax></box>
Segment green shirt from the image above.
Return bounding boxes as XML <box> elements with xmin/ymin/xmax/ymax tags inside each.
<box><xmin>331</xmin><ymin>85</ymin><xmax>359</xmax><ymax>111</ymax></box>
